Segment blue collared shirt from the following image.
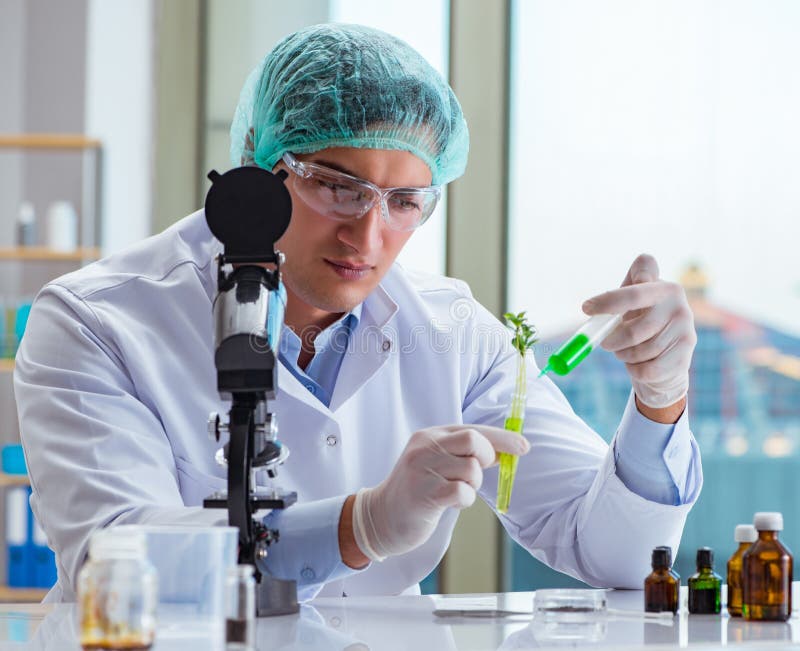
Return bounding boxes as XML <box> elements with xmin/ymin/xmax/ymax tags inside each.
<box><xmin>278</xmin><ymin>305</ymin><xmax>362</xmax><ymax>407</ymax></box>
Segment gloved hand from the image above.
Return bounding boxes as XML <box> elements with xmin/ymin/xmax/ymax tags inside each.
<box><xmin>582</xmin><ymin>254</ymin><xmax>697</xmax><ymax>409</ymax></box>
<box><xmin>352</xmin><ymin>425</ymin><xmax>531</xmax><ymax>561</ymax></box>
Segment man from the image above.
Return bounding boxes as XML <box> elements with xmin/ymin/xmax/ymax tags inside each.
<box><xmin>15</xmin><ymin>24</ymin><xmax>701</xmax><ymax>602</ymax></box>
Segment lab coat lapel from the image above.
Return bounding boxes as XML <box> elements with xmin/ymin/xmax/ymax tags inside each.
<box><xmin>276</xmin><ymin>362</ymin><xmax>333</xmax><ymax>415</ymax></box>
<box><xmin>329</xmin><ymin>284</ymin><xmax>398</xmax><ymax>412</ymax></box>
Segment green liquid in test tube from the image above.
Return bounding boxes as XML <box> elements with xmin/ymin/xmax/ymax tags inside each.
<box><xmin>496</xmin><ymin>361</ymin><xmax>527</xmax><ymax>514</ymax></box>
<box><xmin>541</xmin><ymin>314</ymin><xmax>623</xmax><ymax>377</ymax></box>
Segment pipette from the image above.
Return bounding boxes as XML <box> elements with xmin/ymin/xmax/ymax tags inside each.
<box><xmin>540</xmin><ymin>314</ymin><xmax>622</xmax><ymax>377</ymax></box>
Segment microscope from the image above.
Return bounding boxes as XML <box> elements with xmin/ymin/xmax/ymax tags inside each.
<box><xmin>202</xmin><ymin>165</ymin><xmax>299</xmax><ymax>616</ymax></box>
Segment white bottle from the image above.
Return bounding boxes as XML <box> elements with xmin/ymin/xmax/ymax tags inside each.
<box><xmin>45</xmin><ymin>201</ymin><xmax>78</xmax><ymax>252</ymax></box>
<box><xmin>78</xmin><ymin>528</ymin><xmax>158</xmax><ymax>649</ymax></box>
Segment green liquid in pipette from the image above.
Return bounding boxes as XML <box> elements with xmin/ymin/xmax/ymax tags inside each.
<box><xmin>496</xmin><ymin>416</ymin><xmax>524</xmax><ymax>514</ymax></box>
<box><xmin>544</xmin><ymin>333</ymin><xmax>592</xmax><ymax>376</ymax></box>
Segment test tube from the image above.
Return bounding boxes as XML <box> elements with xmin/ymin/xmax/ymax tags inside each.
<box><xmin>543</xmin><ymin>314</ymin><xmax>622</xmax><ymax>376</ymax></box>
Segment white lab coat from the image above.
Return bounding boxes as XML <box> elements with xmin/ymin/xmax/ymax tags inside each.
<box><xmin>14</xmin><ymin>210</ymin><xmax>699</xmax><ymax>602</ymax></box>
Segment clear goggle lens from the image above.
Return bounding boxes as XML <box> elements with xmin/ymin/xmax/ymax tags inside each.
<box><xmin>283</xmin><ymin>153</ymin><xmax>440</xmax><ymax>232</ymax></box>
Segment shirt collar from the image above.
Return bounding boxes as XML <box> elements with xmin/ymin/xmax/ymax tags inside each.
<box><xmin>280</xmin><ymin>304</ymin><xmax>362</xmax><ymax>362</ymax></box>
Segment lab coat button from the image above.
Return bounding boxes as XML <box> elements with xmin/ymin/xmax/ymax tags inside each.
<box><xmin>382</xmin><ymin>340</ymin><xmax>391</xmax><ymax>352</ymax></box>
<box><xmin>301</xmin><ymin>567</ymin><xmax>316</xmax><ymax>580</ymax></box>
<box><xmin>326</xmin><ymin>435</ymin><xmax>338</xmax><ymax>446</ymax></box>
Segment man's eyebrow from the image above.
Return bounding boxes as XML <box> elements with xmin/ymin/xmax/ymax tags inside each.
<box><xmin>307</xmin><ymin>158</ymin><xmax>361</xmax><ymax>178</ymax></box>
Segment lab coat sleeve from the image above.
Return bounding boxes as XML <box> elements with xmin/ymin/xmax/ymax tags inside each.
<box><xmin>14</xmin><ymin>284</ymin><xmax>227</xmax><ymax>598</ymax></box>
<box><xmin>463</xmin><ymin>305</ymin><xmax>702</xmax><ymax>590</ymax></box>
<box><xmin>262</xmin><ymin>496</ymin><xmax>369</xmax><ymax>601</ymax></box>
<box><xmin>613</xmin><ymin>391</ymin><xmax>700</xmax><ymax>505</ymax></box>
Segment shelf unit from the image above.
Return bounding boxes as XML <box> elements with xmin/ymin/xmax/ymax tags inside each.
<box><xmin>0</xmin><ymin>133</ymin><xmax>102</xmax><ymax>603</ymax></box>
<box><xmin>0</xmin><ymin>474</ymin><xmax>44</xmax><ymax>603</ymax></box>
<box><xmin>0</xmin><ymin>473</ymin><xmax>38</xmax><ymax>603</ymax></box>
<box><xmin>0</xmin><ymin>585</ymin><xmax>49</xmax><ymax>602</ymax></box>
<box><xmin>0</xmin><ymin>247</ymin><xmax>101</xmax><ymax>262</ymax></box>
<box><xmin>0</xmin><ymin>472</ymin><xmax>29</xmax><ymax>488</ymax></box>
<box><xmin>0</xmin><ymin>132</ymin><xmax>103</xmax><ymax>251</ymax></box>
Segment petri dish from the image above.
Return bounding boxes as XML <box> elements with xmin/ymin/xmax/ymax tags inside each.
<box><xmin>533</xmin><ymin>589</ymin><xmax>608</xmax><ymax>619</ymax></box>
<box><xmin>531</xmin><ymin>589</ymin><xmax>608</xmax><ymax>644</ymax></box>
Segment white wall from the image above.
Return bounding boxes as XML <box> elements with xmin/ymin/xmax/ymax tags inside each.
<box><xmin>0</xmin><ymin>0</ymin><xmax>26</xmax><ymax>246</ymax></box>
<box><xmin>85</xmin><ymin>0</ymin><xmax>155</xmax><ymax>254</ymax></box>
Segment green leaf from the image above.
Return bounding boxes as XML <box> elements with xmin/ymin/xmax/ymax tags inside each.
<box><xmin>503</xmin><ymin>310</ymin><xmax>539</xmax><ymax>357</ymax></box>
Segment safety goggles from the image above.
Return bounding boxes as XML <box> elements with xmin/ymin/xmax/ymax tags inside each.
<box><xmin>281</xmin><ymin>152</ymin><xmax>441</xmax><ymax>232</ymax></box>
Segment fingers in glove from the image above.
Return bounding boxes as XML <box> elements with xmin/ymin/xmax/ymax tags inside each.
<box><xmin>624</xmin><ymin>334</ymin><xmax>694</xmax><ymax>386</ymax></box>
<box><xmin>621</xmin><ymin>253</ymin><xmax>660</xmax><ymax>286</ymax></box>
<box><xmin>434</xmin><ymin>479</ymin><xmax>477</xmax><ymax>510</ymax></box>
<box><xmin>438</xmin><ymin>425</ymin><xmax>530</xmax><ymax>466</ymax></box>
<box><xmin>602</xmin><ymin>300</ymin><xmax>674</xmax><ymax>352</ymax></box>
<box><xmin>428</xmin><ymin>455</ymin><xmax>484</xmax><ymax>491</ymax></box>
<box><xmin>612</xmin><ymin>308</ymin><xmax>696</xmax><ymax>365</ymax></box>
<box><xmin>433</xmin><ymin>427</ymin><xmax>497</xmax><ymax>468</ymax></box>
<box><xmin>582</xmin><ymin>281</ymin><xmax>681</xmax><ymax>318</ymax></box>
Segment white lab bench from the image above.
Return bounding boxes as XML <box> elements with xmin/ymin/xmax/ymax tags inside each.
<box><xmin>2</xmin><ymin>585</ymin><xmax>798</xmax><ymax>650</ymax></box>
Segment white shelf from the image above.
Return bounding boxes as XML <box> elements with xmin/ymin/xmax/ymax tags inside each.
<box><xmin>0</xmin><ymin>247</ymin><xmax>101</xmax><ymax>262</ymax></box>
<box><xmin>0</xmin><ymin>472</ymin><xmax>29</xmax><ymax>488</ymax></box>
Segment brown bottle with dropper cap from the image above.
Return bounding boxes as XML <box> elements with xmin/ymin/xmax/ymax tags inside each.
<box><xmin>644</xmin><ymin>546</ymin><xmax>680</xmax><ymax>614</ymax></box>
<box><xmin>742</xmin><ymin>511</ymin><xmax>793</xmax><ymax>621</ymax></box>
<box><xmin>727</xmin><ymin>524</ymin><xmax>757</xmax><ymax>617</ymax></box>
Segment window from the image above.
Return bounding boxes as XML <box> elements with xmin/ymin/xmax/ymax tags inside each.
<box><xmin>508</xmin><ymin>0</ymin><xmax>800</xmax><ymax>587</ymax></box>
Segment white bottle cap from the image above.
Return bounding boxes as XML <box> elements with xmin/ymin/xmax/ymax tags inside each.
<box><xmin>734</xmin><ymin>524</ymin><xmax>757</xmax><ymax>543</ymax></box>
<box><xmin>753</xmin><ymin>512</ymin><xmax>783</xmax><ymax>532</ymax></box>
<box><xmin>18</xmin><ymin>201</ymin><xmax>35</xmax><ymax>224</ymax></box>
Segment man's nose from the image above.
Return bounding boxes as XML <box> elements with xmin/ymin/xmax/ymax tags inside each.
<box><xmin>337</xmin><ymin>203</ymin><xmax>384</xmax><ymax>253</ymax></box>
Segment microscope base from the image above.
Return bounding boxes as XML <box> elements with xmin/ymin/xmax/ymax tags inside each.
<box><xmin>257</xmin><ymin>576</ymin><xmax>299</xmax><ymax>616</ymax></box>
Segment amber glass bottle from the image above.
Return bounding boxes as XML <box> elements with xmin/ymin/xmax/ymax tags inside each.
<box><xmin>742</xmin><ymin>512</ymin><xmax>793</xmax><ymax>621</ymax></box>
<box><xmin>645</xmin><ymin>546</ymin><xmax>680</xmax><ymax>614</ymax></box>
<box><xmin>727</xmin><ymin>524</ymin><xmax>757</xmax><ymax>617</ymax></box>
<box><xmin>688</xmin><ymin>547</ymin><xmax>721</xmax><ymax>614</ymax></box>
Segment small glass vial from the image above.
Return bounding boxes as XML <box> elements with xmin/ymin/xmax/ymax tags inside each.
<box><xmin>226</xmin><ymin>565</ymin><xmax>256</xmax><ymax>650</ymax></box>
<box><xmin>688</xmin><ymin>547</ymin><xmax>721</xmax><ymax>614</ymax></box>
<box><xmin>743</xmin><ymin>512</ymin><xmax>793</xmax><ymax>621</ymax></box>
<box><xmin>644</xmin><ymin>546</ymin><xmax>680</xmax><ymax>614</ymax></box>
<box><xmin>78</xmin><ymin>528</ymin><xmax>157</xmax><ymax>650</ymax></box>
<box><xmin>727</xmin><ymin>524</ymin><xmax>757</xmax><ymax>617</ymax></box>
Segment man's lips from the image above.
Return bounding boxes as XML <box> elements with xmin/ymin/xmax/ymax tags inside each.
<box><xmin>325</xmin><ymin>259</ymin><xmax>373</xmax><ymax>271</ymax></box>
<box><xmin>324</xmin><ymin>259</ymin><xmax>373</xmax><ymax>279</ymax></box>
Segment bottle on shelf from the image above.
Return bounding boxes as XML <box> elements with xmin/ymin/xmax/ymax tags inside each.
<box><xmin>727</xmin><ymin>523</ymin><xmax>757</xmax><ymax>617</ymax></box>
<box><xmin>45</xmin><ymin>200</ymin><xmax>78</xmax><ymax>252</ymax></box>
<box><xmin>688</xmin><ymin>547</ymin><xmax>721</xmax><ymax>614</ymax></box>
<box><xmin>16</xmin><ymin>202</ymin><xmax>36</xmax><ymax>247</ymax></box>
<box><xmin>742</xmin><ymin>512</ymin><xmax>793</xmax><ymax>621</ymax></box>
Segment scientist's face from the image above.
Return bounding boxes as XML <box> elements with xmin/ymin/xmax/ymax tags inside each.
<box><xmin>274</xmin><ymin>147</ymin><xmax>432</xmax><ymax>329</ymax></box>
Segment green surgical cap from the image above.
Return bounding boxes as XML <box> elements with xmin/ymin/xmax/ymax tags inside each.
<box><xmin>230</xmin><ymin>23</ymin><xmax>469</xmax><ymax>186</ymax></box>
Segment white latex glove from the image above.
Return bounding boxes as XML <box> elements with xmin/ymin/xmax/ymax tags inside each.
<box><xmin>352</xmin><ymin>425</ymin><xmax>531</xmax><ymax>562</ymax></box>
<box><xmin>582</xmin><ymin>254</ymin><xmax>697</xmax><ymax>409</ymax></box>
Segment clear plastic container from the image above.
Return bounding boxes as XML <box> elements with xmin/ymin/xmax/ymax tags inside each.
<box><xmin>78</xmin><ymin>528</ymin><xmax>158</xmax><ymax>650</ymax></box>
